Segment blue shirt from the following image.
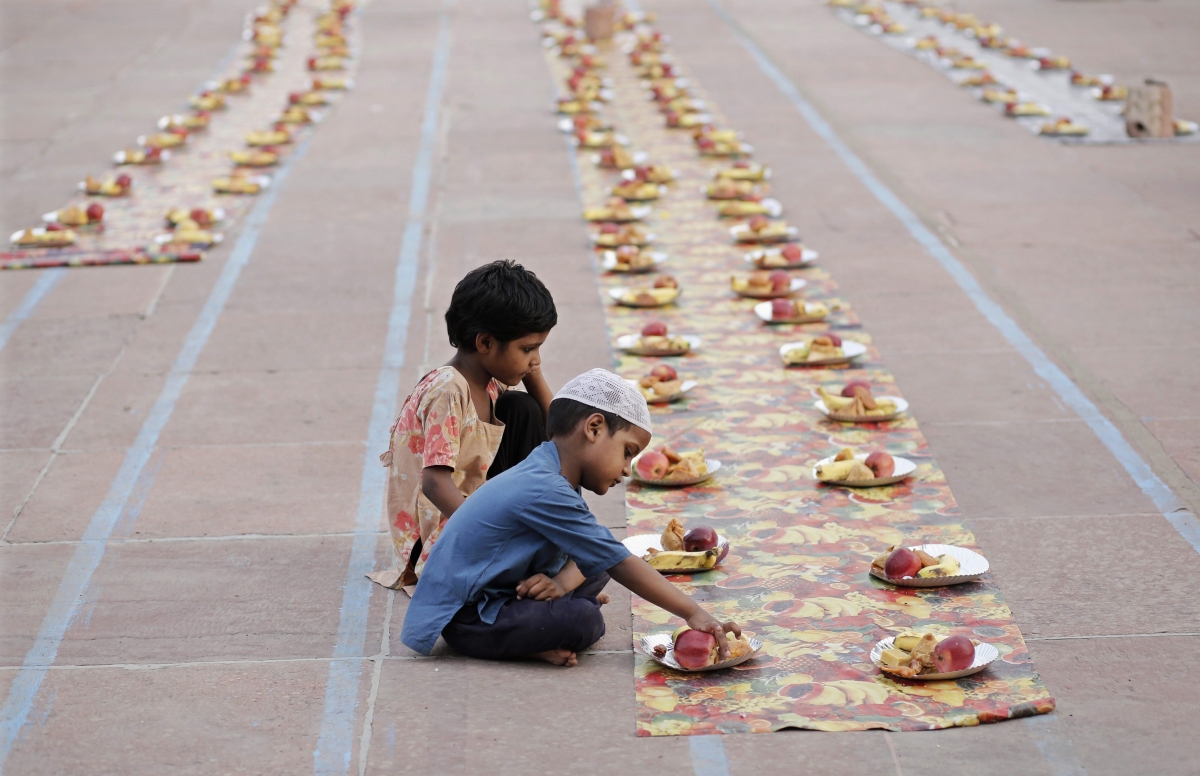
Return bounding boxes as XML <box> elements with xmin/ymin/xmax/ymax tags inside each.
<box><xmin>400</xmin><ymin>441</ymin><xmax>631</xmax><ymax>655</ymax></box>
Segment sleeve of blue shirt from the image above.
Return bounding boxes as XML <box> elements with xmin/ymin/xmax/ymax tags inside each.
<box><xmin>519</xmin><ymin>480</ymin><xmax>631</xmax><ymax>578</ymax></box>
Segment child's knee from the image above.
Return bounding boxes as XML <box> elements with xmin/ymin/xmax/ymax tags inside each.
<box><xmin>564</xmin><ymin>600</ymin><xmax>606</xmax><ymax>651</ymax></box>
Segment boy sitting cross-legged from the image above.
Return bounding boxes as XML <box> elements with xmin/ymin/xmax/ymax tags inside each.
<box><xmin>400</xmin><ymin>368</ymin><xmax>742</xmax><ymax>666</ymax></box>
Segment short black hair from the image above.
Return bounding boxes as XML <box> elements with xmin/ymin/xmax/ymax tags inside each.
<box><xmin>445</xmin><ymin>260</ymin><xmax>558</xmax><ymax>351</ymax></box>
<box><xmin>546</xmin><ymin>398</ymin><xmax>634</xmax><ymax>439</ymax></box>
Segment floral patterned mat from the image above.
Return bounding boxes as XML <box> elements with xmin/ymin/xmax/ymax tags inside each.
<box><xmin>540</xmin><ymin>16</ymin><xmax>1055</xmax><ymax>736</ymax></box>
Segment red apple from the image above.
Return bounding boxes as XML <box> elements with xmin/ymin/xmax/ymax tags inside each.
<box><xmin>615</xmin><ymin>245</ymin><xmax>638</xmax><ymax>261</ymax></box>
<box><xmin>864</xmin><ymin>451</ymin><xmax>895</xmax><ymax>478</ymax></box>
<box><xmin>116</xmin><ymin>174</ymin><xmax>132</xmax><ymax>189</ymax></box>
<box><xmin>190</xmin><ymin>208</ymin><xmax>212</xmax><ymax>226</ymax></box>
<box><xmin>697</xmin><ymin>137</ymin><xmax>715</xmax><ymax>150</ymax></box>
<box><xmin>86</xmin><ymin>203</ymin><xmax>105</xmax><ymax>222</ymax></box>
<box><xmin>768</xmin><ymin>270</ymin><xmax>791</xmax><ymax>293</ymax></box>
<box><xmin>823</xmin><ymin>332</ymin><xmax>842</xmax><ymax>347</ymax></box>
<box><xmin>683</xmin><ymin>525</ymin><xmax>718</xmax><ymax>552</ymax></box>
<box><xmin>883</xmin><ymin>547</ymin><xmax>922</xmax><ymax>579</ymax></box>
<box><xmin>637</xmin><ymin>450</ymin><xmax>669</xmax><ymax>480</ymax></box>
<box><xmin>748</xmin><ymin>215</ymin><xmax>769</xmax><ymax>232</ymax></box>
<box><xmin>734</xmin><ymin>161</ymin><xmax>749</xmax><ymax>168</ymax></box>
<box><xmin>45</xmin><ymin>222</ymin><xmax>64</xmax><ymax>232</ymax></box>
<box><xmin>781</xmin><ymin>243</ymin><xmax>803</xmax><ymax>262</ymax></box>
<box><xmin>770</xmin><ymin>298</ymin><xmax>795</xmax><ymax>320</ymax></box>
<box><xmin>599</xmin><ymin>148</ymin><xmax>616</xmax><ymax>166</ymax></box>
<box><xmin>633</xmin><ymin>165</ymin><xmax>651</xmax><ymax>181</ymax></box>
<box><xmin>641</xmin><ymin>321</ymin><xmax>668</xmax><ymax>337</ymax></box>
<box><xmin>650</xmin><ymin>364</ymin><xmax>677</xmax><ymax>381</ymax></box>
<box><xmin>599</xmin><ymin>223</ymin><xmax>619</xmax><ymax>234</ymax></box>
<box><xmin>932</xmin><ymin>635</ymin><xmax>975</xmax><ymax>673</ymax></box>
<box><xmin>841</xmin><ymin>380</ymin><xmax>870</xmax><ymax>397</ymax></box>
<box><xmin>672</xmin><ymin>628</ymin><xmax>719</xmax><ymax>670</ymax></box>
<box><xmin>654</xmin><ymin>275</ymin><xmax>678</xmax><ymax>289</ymax></box>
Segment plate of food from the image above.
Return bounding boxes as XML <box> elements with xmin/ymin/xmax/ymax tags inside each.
<box><xmin>154</xmin><ymin>228</ymin><xmax>223</xmax><ymax>247</ymax></box>
<box><xmin>617</xmin><ymin>323</ymin><xmax>698</xmax><ymax>356</ymax></box>
<box><xmin>813</xmin><ymin>449</ymin><xmax>915</xmax><ymax>487</ymax></box>
<box><xmin>591</xmin><ymin>224</ymin><xmax>654</xmax><ymax>248</ymax></box>
<box><xmin>632</xmin><ymin>446</ymin><xmax>719</xmax><ymax>487</ymax></box>
<box><xmin>755</xmin><ymin>299</ymin><xmax>828</xmax><ymax>324</ymax></box>
<box><xmin>571</xmin><ymin>131</ymin><xmax>630</xmax><ymax>149</ymax></box>
<box><xmin>1039</xmin><ymin>117</ymin><xmax>1088</xmax><ymax>137</ymax></box>
<box><xmin>165</xmin><ymin>207</ymin><xmax>225</xmax><ymax>227</ymax></box>
<box><xmin>780</xmin><ymin>336</ymin><xmax>866</xmax><ymax>366</ymax></box>
<box><xmin>717</xmin><ymin>198</ymin><xmax>782</xmax><ymax>218</ymax></box>
<box><xmin>872</xmin><ymin>633</ymin><xmax>998</xmax><ymax>680</ymax></box>
<box><xmin>715</xmin><ymin>162</ymin><xmax>770</xmax><ymax>181</ymax></box>
<box><xmin>730</xmin><ymin>217</ymin><xmax>798</xmax><ymax>244</ymax></box>
<box><xmin>609</xmin><ymin>279</ymin><xmax>680</xmax><ymax>308</ymax></box>
<box><xmin>592</xmin><ymin>148</ymin><xmax>648</xmax><ymax>169</ymax></box>
<box><xmin>229</xmin><ymin>149</ymin><xmax>280</xmax><ymax>167</ymax></box>
<box><xmin>246</xmin><ymin>128</ymin><xmax>292</xmax><ymax>146</ymax></box>
<box><xmin>869</xmin><ymin>544</ymin><xmax>989</xmax><ymax>587</ymax></box>
<box><xmin>137</xmin><ymin>131</ymin><xmax>187</xmax><ymax>149</ymax></box>
<box><xmin>815</xmin><ymin>383</ymin><xmax>908</xmax><ymax>421</ymax></box>
<box><xmin>557</xmin><ymin>115</ymin><xmax>613</xmax><ymax>133</ymax></box>
<box><xmin>1004</xmin><ymin>102</ymin><xmax>1051</xmax><ymax>117</ymax></box>
<box><xmin>114</xmin><ymin>148</ymin><xmax>169</xmax><ymax>165</ymax></box>
<box><xmin>981</xmin><ymin>88</ymin><xmax>1019</xmax><ymax>104</ymax></box>
<box><xmin>640</xmin><ymin>630</ymin><xmax>761</xmax><ymax>672</ymax></box>
<box><xmin>80</xmin><ymin>174</ymin><xmax>131</xmax><ymax>197</ymax></box>
<box><xmin>731</xmin><ymin>271</ymin><xmax>806</xmax><ymax>299</ymax></box>
<box><xmin>43</xmin><ymin>203</ymin><xmax>104</xmax><ymax>226</ymax></box>
<box><xmin>620</xmin><ymin>164</ymin><xmax>677</xmax><ymax>184</ymax></box>
<box><xmin>212</xmin><ymin>174</ymin><xmax>270</xmax><ymax>194</ymax></box>
<box><xmin>584</xmin><ymin>199</ymin><xmax>653</xmax><ymax>222</ymax></box>
<box><xmin>624</xmin><ymin>518</ymin><xmax>730</xmax><ymax>572</ymax></box>
<box><xmin>629</xmin><ymin>366</ymin><xmax>697</xmax><ymax>404</ymax></box>
<box><xmin>601</xmin><ymin>248</ymin><xmax>666</xmax><ymax>273</ymax></box>
<box><xmin>608</xmin><ymin>181</ymin><xmax>666</xmax><ymax>201</ymax></box>
<box><xmin>10</xmin><ymin>227</ymin><xmax>76</xmax><ymax>248</ymax></box>
<box><xmin>744</xmin><ymin>244</ymin><xmax>817</xmax><ymax>269</ymax></box>
<box><xmin>159</xmin><ymin>113</ymin><xmax>210</xmax><ymax>131</ymax></box>
<box><xmin>704</xmin><ymin>179</ymin><xmax>764</xmax><ymax>200</ymax></box>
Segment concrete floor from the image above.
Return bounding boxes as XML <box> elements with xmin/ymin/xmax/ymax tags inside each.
<box><xmin>1</xmin><ymin>0</ymin><xmax>1197</xmax><ymax>774</ymax></box>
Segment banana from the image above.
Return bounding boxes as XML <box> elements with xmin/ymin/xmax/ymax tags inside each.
<box><xmin>917</xmin><ymin>554</ymin><xmax>961</xmax><ymax>578</ymax></box>
<box><xmin>815</xmin><ymin>459</ymin><xmax>858</xmax><ymax>482</ymax></box>
<box><xmin>644</xmin><ymin>548</ymin><xmax>718</xmax><ymax>571</ymax></box>
<box><xmin>817</xmin><ymin>388</ymin><xmax>855</xmax><ymax>410</ymax></box>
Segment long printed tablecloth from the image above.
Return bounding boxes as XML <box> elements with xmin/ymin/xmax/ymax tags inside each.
<box><xmin>539</xmin><ymin>15</ymin><xmax>1055</xmax><ymax>736</ymax></box>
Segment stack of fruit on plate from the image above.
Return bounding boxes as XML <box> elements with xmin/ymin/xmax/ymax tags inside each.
<box><xmin>878</xmin><ymin>633</ymin><xmax>977</xmax><ymax>678</ymax></box>
<box><xmin>636</xmin><ymin>364</ymin><xmax>687</xmax><ymax>403</ymax></box>
<box><xmin>614</xmin><ymin>276</ymin><xmax>679</xmax><ymax>307</ymax></box>
<box><xmin>817</xmin><ymin>383</ymin><xmax>899</xmax><ymax>419</ymax></box>
<box><xmin>872</xmin><ymin>545</ymin><xmax>960</xmax><ymax>580</ymax></box>
<box><xmin>816</xmin><ymin>448</ymin><xmax>896</xmax><ymax>483</ymax></box>
<box><xmin>652</xmin><ymin>628</ymin><xmax>756</xmax><ymax>668</ymax></box>
<box><xmin>637</xmin><ymin>446</ymin><xmax>707</xmax><ymax>484</ymax></box>
<box><xmin>782</xmin><ymin>334</ymin><xmax>846</xmax><ymax>365</ymax></box>
<box><xmin>642</xmin><ymin>518</ymin><xmax>723</xmax><ymax>570</ymax></box>
<box><xmin>731</xmin><ymin>270</ymin><xmax>796</xmax><ymax>298</ymax></box>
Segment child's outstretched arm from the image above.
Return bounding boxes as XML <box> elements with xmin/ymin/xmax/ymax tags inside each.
<box><xmin>422</xmin><ymin>466</ymin><xmax>465</xmax><ymax>518</ymax></box>
<box><xmin>522</xmin><ymin>363</ymin><xmax>554</xmax><ymax>421</ymax></box>
<box><xmin>608</xmin><ymin>555</ymin><xmax>742</xmax><ymax>658</ymax></box>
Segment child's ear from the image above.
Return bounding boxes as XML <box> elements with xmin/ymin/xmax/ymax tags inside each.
<box><xmin>475</xmin><ymin>332</ymin><xmax>493</xmax><ymax>353</ymax></box>
<box><xmin>584</xmin><ymin>413</ymin><xmax>605</xmax><ymax>442</ymax></box>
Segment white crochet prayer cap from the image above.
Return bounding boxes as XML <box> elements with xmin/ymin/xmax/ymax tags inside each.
<box><xmin>554</xmin><ymin>368</ymin><xmax>653</xmax><ymax>435</ymax></box>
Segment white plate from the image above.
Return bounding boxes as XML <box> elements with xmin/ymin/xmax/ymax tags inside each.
<box><xmin>216</xmin><ymin>175</ymin><xmax>272</xmax><ymax>190</ymax></box>
<box><xmin>589</xmin><ymin>205</ymin><xmax>652</xmax><ymax>221</ymax></box>
<box><xmin>569</xmin><ymin>132</ymin><xmax>629</xmax><ymax>148</ymax></box>
<box><xmin>753</xmin><ymin>300</ymin><xmax>828</xmax><ymax>324</ymax></box>
<box><xmin>153</xmin><ymin>232</ymin><xmax>224</xmax><ymax>246</ymax></box>
<box><xmin>639</xmin><ymin>632</ymin><xmax>762</xmax><ymax>672</ymax></box>
<box><xmin>616</xmin><ymin>333</ymin><xmax>701</xmax><ymax>356</ymax></box>
<box><xmin>631</xmin><ymin>457</ymin><xmax>721</xmax><ymax>487</ymax></box>
<box><xmin>744</xmin><ymin>247</ymin><xmax>818</xmax><ymax>268</ymax></box>
<box><xmin>730</xmin><ymin>224</ymin><xmax>799</xmax><ymax>243</ymax></box>
<box><xmin>113</xmin><ymin>149</ymin><xmax>171</xmax><ymax>164</ymax></box>
<box><xmin>625</xmin><ymin>378</ymin><xmax>699</xmax><ymax>404</ymax></box>
<box><xmin>871</xmin><ymin>636</ymin><xmax>998</xmax><ymax>680</ymax></box>
<box><xmin>591</xmin><ymin>151</ymin><xmax>649</xmax><ymax>166</ymax></box>
<box><xmin>620</xmin><ymin>168</ymin><xmax>679</xmax><ymax>182</ymax></box>
<box><xmin>601</xmin><ymin>250</ymin><xmax>667</xmax><ymax>273</ymax></box>
<box><xmin>557</xmin><ymin>116</ymin><xmax>612</xmax><ymax>133</ymax></box>
<box><xmin>623</xmin><ymin>532</ymin><xmax>730</xmax><ymax>572</ymax></box>
<box><xmin>41</xmin><ymin>211</ymin><xmax>99</xmax><ymax>225</ymax></box>
<box><xmin>10</xmin><ymin>227</ymin><xmax>75</xmax><ymax>246</ymax></box>
<box><xmin>719</xmin><ymin>198</ymin><xmax>782</xmax><ymax>218</ymax></box>
<box><xmin>606</xmin><ymin>184</ymin><xmax>668</xmax><ymax>201</ymax></box>
<box><xmin>735</xmin><ymin>277</ymin><xmax>807</xmax><ymax>299</ymax></box>
<box><xmin>812</xmin><ymin>454</ymin><xmax>917</xmax><ymax>487</ymax></box>
<box><xmin>713</xmin><ymin>166</ymin><xmax>771</xmax><ymax>180</ymax></box>
<box><xmin>869</xmin><ymin>544</ymin><xmax>990</xmax><ymax>587</ymax></box>
<box><xmin>815</xmin><ymin>395</ymin><xmax>908</xmax><ymax>421</ymax></box>
<box><xmin>780</xmin><ymin>339</ymin><xmax>867</xmax><ymax>366</ymax></box>
<box><xmin>607</xmin><ymin>286</ymin><xmax>680</xmax><ymax>307</ymax></box>
<box><xmin>590</xmin><ymin>231</ymin><xmax>656</xmax><ymax>246</ymax></box>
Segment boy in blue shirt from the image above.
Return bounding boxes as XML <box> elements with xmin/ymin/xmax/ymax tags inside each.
<box><xmin>401</xmin><ymin>369</ymin><xmax>742</xmax><ymax>666</ymax></box>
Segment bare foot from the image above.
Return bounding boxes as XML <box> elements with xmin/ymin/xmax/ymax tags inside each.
<box><xmin>533</xmin><ymin>649</ymin><xmax>578</xmax><ymax>666</ymax></box>
<box><xmin>597</xmin><ymin>592</ymin><xmax>611</xmax><ymax>606</ymax></box>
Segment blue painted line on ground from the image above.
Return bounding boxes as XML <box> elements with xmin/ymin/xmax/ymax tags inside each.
<box><xmin>690</xmin><ymin>736</ymin><xmax>733</xmax><ymax>776</ymax></box>
<box><xmin>0</xmin><ymin>269</ymin><xmax>65</xmax><ymax>352</ymax></box>
<box><xmin>0</xmin><ymin>136</ymin><xmax>314</xmax><ymax>775</ymax></box>
<box><xmin>310</xmin><ymin>10</ymin><xmax>453</xmax><ymax>776</ymax></box>
<box><xmin>706</xmin><ymin>0</ymin><xmax>1200</xmax><ymax>554</ymax></box>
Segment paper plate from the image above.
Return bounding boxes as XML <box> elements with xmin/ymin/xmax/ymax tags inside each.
<box><xmin>607</xmin><ymin>184</ymin><xmax>668</xmax><ymax>201</ymax></box>
<box><xmin>153</xmin><ymin>232</ymin><xmax>224</xmax><ymax>246</ymax></box>
<box><xmin>622</xmin><ymin>532</ymin><xmax>730</xmax><ymax>571</ymax></box>
<box><xmin>719</xmin><ymin>198</ymin><xmax>782</xmax><ymax>218</ymax></box>
<box><xmin>557</xmin><ymin>117</ymin><xmax>613</xmax><ymax>133</ymax></box>
<box><xmin>608</xmin><ymin>286</ymin><xmax>680</xmax><ymax>307</ymax></box>
<box><xmin>734</xmin><ymin>277</ymin><xmax>807</xmax><ymax>300</ymax></box>
<box><xmin>616</xmin><ymin>333</ymin><xmax>701</xmax><ymax>356</ymax></box>
<box><xmin>713</xmin><ymin>166</ymin><xmax>770</xmax><ymax>180</ymax></box>
<box><xmin>744</xmin><ymin>247</ymin><xmax>818</xmax><ymax>268</ymax></box>
<box><xmin>871</xmin><ymin>637</ymin><xmax>998</xmax><ymax>680</ymax></box>
<box><xmin>569</xmin><ymin>132</ymin><xmax>628</xmax><ymax>148</ymax></box>
<box><xmin>113</xmin><ymin>149</ymin><xmax>171</xmax><ymax>164</ymax></box>
<box><xmin>753</xmin><ymin>300</ymin><xmax>828</xmax><ymax>324</ymax></box>
<box><xmin>815</xmin><ymin>395</ymin><xmax>908</xmax><ymax>422</ymax></box>
<box><xmin>591</xmin><ymin>232</ymin><xmax>655</xmax><ymax>248</ymax></box>
<box><xmin>730</xmin><ymin>224</ymin><xmax>799</xmax><ymax>244</ymax></box>
<box><xmin>620</xmin><ymin>168</ymin><xmax>679</xmax><ymax>182</ymax></box>
<box><xmin>591</xmin><ymin>151</ymin><xmax>649</xmax><ymax>166</ymax></box>
<box><xmin>870</xmin><ymin>544</ymin><xmax>990</xmax><ymax>587</ymax></box>
<box><xmin>812</xmin><ymin>454</ymin><xmax>916</xmax><ymax>487</ymax></box>
<box><xmin>600</xmin><ymin>250</ymin><xmax>667</xmax><ymax>273</ymax></box>
<box><xmin>631</xmin><ymin>458</ymin><xmax>721</xmax><ymax>487</ymax></box>
<box><xmin>40</xmin><ymin>211</ymin><xmax>99</xmax><ymax>226</ymax></box>
<box><xmin>588</xmin><ymin>205</ymin><xmax>652</xmax><ymax>222</ymax></box>
<box><xmin>10</xmin><ymin>227</ymin><xmax>73</xmax><ymax>247</ymax></box>
<box><xmin>780</xmin><ymin>339</ymin><xmax>867</xmax><ymax>366</ymax></box>
<box><xmin>639</xmin><ymin>633</ymin><xmax>762</xmax><ymax>672</ymax></box>
<box><xmin>626</xmin><ymin>378</ymin><xmax>699</xmax><ymax>404</ymax></box>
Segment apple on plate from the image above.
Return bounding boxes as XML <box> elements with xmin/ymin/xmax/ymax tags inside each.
<box><xmin>672</xmin><ymin>627</ymin><xmax>719</xmax><ymax>670</ymax></box>
<box><xmin>841</xmin><ymin>380</ymin><xmax>870</xmax><ymax>397</ymax></box>
<box><xmin>637</xmin><ymin>449</ymin><xmax>669</xmax><ymax>480</ymax></box>
<box><xmin>864</xmin><ymin>451</ymin><xmax>895</xmax><ymax>478</ymax></box>
<box><xmin>599</xmin><ymin>223</ymin><xmax>619</xmax><ymax>234</ymax></box>
<box><xmin>768</xmin><ymin>270</ymin><xmax>790</xmax><ymax>293</ymax></box>
<box><xmin>770</xmin><ymin>298</ymin><xmax>795</xmax><ymax>320</ymax></box>
<box><xmin>86</xmin><ymin>203</ymin><xmax>105</xmax><ymax>222</ymax></box>
<box><xmin>650</xmin><ymin>364</ymin><xmax>677</xmax><ymax>381</ymax></box>
<box><xmin>654</xmin><ymin>275</ymin><xmax>678</xmax><ymax>289</ymax></box>
<box><xmin>748</xmin><ymin>215</ymin><xmax>769</xmax><ymax>233</ymax></box>
<box><xmin>883</xmin><ymin>547</ymin><xmax>923</xmax><ymax>579</ymax></box>
<box><xmin>683</xmin><ymin>525</ymin><xmax>718</xmax><ymax>552</ymax></box>
<box><xmin>642</xmin><ymin>321</ymin><xmax>667</xmax><ymax>337</ymax></box>
<box><xmin>116</xmin><ymin>174</ymin><xmax>132</xmax><ymax>189</ymax></box>
<box><xmin>781</xmin><ymin>243</ymin><xmax>803</xmax><ymax>262</ymax></box>
<box><xmin>933</xmin><ymin>634</ymin><xmax>975</xmax><ymax>672</ymax></box>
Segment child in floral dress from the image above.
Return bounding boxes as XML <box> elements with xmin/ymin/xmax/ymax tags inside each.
<box><xmin>367</xmin><ymin>261</ymin><xmax>558</xmax><ymax>591</ymax></box>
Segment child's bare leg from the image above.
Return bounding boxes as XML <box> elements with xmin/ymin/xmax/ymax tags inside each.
<box><xmin>533</xmin><ymin>649</ymin><xmax>578</xmax><ymax>666</ymax></box>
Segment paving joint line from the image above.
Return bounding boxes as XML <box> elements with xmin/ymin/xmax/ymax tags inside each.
<box><xmin>2</xmin><ymin>531</ymin><xmax>388</xmax><ymax>548</ymax></box>
<box><xmin>0</xmin><ymin>269</ymin><xmax>65</xmax><ymax>352</ymax></box>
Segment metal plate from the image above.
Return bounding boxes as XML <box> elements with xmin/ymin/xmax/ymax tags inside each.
<box><xmin>871</xmin><ymin>636</ymin><xmax>998</xmax><ymax>680</ymax></box>
<box><xmin>870</xmin><ymin>544</ymin><xmax>990</xmax><ymax>587</ymax></box>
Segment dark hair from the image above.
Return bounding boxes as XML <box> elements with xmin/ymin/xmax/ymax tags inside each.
<box><xmin>546</xmin><ymin>398</ymin><xmax>633</xmax><ymax>439</ymax></box>
<box><xmin>445</xmin><ymin>260</ymin><xmax>557</xmax><ymax>351</ymax></box>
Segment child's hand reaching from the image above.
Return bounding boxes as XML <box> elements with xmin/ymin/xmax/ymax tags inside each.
<box><xmin>685</xmin><ymin>611</ymin><xmax>742</xmax><ymax>660</ymax></box>
<box><xmin>516</xmin><ymin>573</ymin><xmax>566</xmax><ymax>601</ymax></box>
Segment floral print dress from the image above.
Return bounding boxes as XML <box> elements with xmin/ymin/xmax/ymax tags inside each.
<box><xmin>366</xmin><ymin>367</ymin><xmax>505</xmax><ymax>591</ymax></box>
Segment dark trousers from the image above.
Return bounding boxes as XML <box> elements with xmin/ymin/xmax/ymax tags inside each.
<box><xmin>441</xmin><ymin>574</ymin><xmax>610</xmax><ymax>659</ymax></box>
<box><xmin>489</xmin><ymin>390</ymin><xmax>546</xmax><ymax>479</ymax></box>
